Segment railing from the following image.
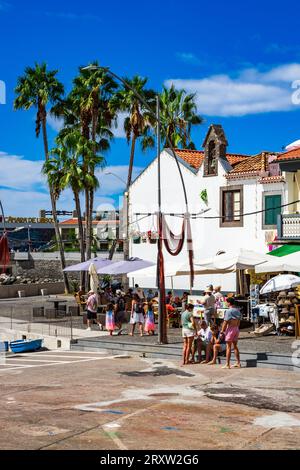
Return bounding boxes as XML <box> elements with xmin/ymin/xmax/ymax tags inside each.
<box><xmin>277</xmin><ymin>214</ymin><xmax>300</xmax><ymax>240</ymax></box>
<box><xmin>0</xmin><ymin>301</ymin><xmax>87</xmax><ymax>341</ymax></box>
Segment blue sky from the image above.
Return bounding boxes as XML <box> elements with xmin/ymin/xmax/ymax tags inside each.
<box><xmin>1</xmin><ymin>0</ymin><xmax>300</xmax><ymax>216</ymax></box>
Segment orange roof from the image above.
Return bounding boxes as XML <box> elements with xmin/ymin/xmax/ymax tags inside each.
<box><xmin>277</xmin><ymin>148</ymin><xmax>300</xmax><ymax>161</ymax></box>
<box><xmin>59</xmin><ymin>218</ymin><xmax>119</xmax><ymax>226</ymax></box>
<box><xmin>228</xmin><ymin>153</ymin><xmax>265</xmax><ymax>175</ymax></box>
<box><xmin>174</xmin><ymin>149</ymin><xmax>250</xmax><ymax>171</ymax></box>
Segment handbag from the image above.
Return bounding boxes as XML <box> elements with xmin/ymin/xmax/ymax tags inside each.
<box><xmin>188</xmin><ymin>321</ymin><xmax>194</xmax><ymax>329</ymax></box>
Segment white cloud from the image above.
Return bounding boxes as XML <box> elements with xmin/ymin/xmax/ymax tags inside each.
<box><xmin>0</xmin><ymin>150</ymin><xmax>141</xmax><ymax>216</ymax></box>
<box><xmin>97</xmin><ymin>165</ymin><xmax>143</xmax><ymax>195</ymax></box>
<box><xmin>0</xmin><ymin>152</ymin><xmax>45</xmax><ymax>190</ymax></box>
<box><xmin>165</xmin><ymin>63</ymin><xmax>300</xmax><ymax>117</ymax></box>
<box><xmin>112</xmin><ymin>112</ymin><xmax>127</xmax><ymax>138</ymax></box>
<box><xmin>47</xmin><ymin>114</ymin><xmax>64</xmax><ymax>132</ymax></box>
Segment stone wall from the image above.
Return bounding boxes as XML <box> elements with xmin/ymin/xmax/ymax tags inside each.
<box><xmin>0</xmin><ymin>282</ymin><xmax>65</xmax><ymax>299</ymax></box>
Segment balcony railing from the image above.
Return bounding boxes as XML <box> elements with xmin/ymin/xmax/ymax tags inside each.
<box><xmin>277</xmin><ymin>214</ymin><xmax>300</xmax><ymax>240</ymax></box>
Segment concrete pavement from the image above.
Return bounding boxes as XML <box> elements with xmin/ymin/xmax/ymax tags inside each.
<box><xmin>0</xmin><ymin>351</ymin><xmax>300</xmax><ymax>450</ymax></box>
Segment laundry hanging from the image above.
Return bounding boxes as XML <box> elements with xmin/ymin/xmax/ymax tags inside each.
<box><xmin>161</xmin><ymin>213</ymin><xmax>194</xmax><ymax>289</ymax></box>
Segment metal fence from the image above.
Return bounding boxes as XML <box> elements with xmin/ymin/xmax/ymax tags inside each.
<box><xmin>0</xmin><ymin>300</ymin><xmax>88</xmax><ymax>341</ymax></box>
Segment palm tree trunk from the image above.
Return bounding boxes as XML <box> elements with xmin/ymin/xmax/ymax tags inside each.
<box><xmin>41</xmin><ymin>115</ymin><xmax>70</xmax><ymax>293</ymax></box>
<box><xmin>123</xmin><ymin>133</ymin><xmax>137</xmax><ymax>263</ymax></box>
<box><xmin>85</xmin><ymin>188</ymin><xmax>91</xmax><ymax>260</ymax></box>
<box><xmin>127</xmin><ymin>133</ymin><xmax>137</xmax><ymax>189</ymax></box>
<box><xmin>74</xmin><ymin>191</ymin><xmax>85</xmax><ymax>288</ymax></box>
<box><xmin>88</xmin><ymin>188</ymin><xmax>94</xmax><ymax>259</ymax></box>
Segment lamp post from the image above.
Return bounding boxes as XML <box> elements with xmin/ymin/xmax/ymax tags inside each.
<box><xmin>104</xmin><ymin>172</ymin><xmax>129</xmax><ymax>261</ymax></box>
<box><xmin>82</xmin><ymin>65</ymin><xmax>191</xmax><ymax>344</ymax></box>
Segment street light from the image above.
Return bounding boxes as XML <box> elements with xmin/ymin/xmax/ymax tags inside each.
<box><xmin>104</xmin><ymin>172</ymin><xmax>129</xmax><ymax>260</ymax></box>
<box><xmin>82</xmin><ymin>64</ymin><xmax>191</xmax><ymax>344</ymax></box>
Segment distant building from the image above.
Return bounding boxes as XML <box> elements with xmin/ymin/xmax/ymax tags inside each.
<box><xmin>0</xmin><ymin>217</ymin><xmax>55</xmax><ymax>252</ymax></box>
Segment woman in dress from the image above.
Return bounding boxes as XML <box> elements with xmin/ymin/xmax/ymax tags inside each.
<box><xmin>105</xmin><ymin>303</ymin><xmax>115</xmax><ymax>336</ymax></box>
<box><xmin>144</xmin><ymin>301</ymin><xmax>155</xmax><ymax>335</ymax></box>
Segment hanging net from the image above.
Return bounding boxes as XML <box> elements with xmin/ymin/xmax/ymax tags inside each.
<box><xmin>0</xmin><ymin>232</ymin><xmax>10</xmax><ymax>273</ymax></box>
<box><xmin>161</xmin><ymin>213</ymin><xmax>194</xmax><ymax>289</ymax></box>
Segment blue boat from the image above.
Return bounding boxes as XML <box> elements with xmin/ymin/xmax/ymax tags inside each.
<box><xmin>10</xmin><ymin>339</ymin><xmax>43</xmax><ymax>353</ymax></box>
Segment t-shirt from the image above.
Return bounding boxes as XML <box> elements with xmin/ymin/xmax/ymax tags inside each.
<box><xmin>199</xmin><ymin>327</ymin><xmax>212</xmax><ymax>342</ymax></box>
<box><xmin>181</xmin><ymin>310</ymin><xmax>193</xmax><ymax>329</ymax></box>
<box><xmin>203</xmin><ymin>294</ymin><xmax>215</xmax><ymax>311</ymax></box>
<box><xmin>224</xmin><ymin>307</ymin><xmax>241</xmax><ymax>322</ymax></box>
<box><xmin>86</xmin><ymin>294</ymin><xmax>98</xmax><ymax>313</ymax></box>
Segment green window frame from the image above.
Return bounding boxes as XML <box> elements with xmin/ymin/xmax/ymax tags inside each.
<box><xmin>264</xmin><ymin>194</ymin><xmax>282</xmax><ymax>227</ymax></box>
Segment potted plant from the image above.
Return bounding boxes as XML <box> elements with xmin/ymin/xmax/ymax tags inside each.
<box><xmin>200</xmin><ymin>189</ymin><xmax>208</xmax><ymax>205</ymax></box>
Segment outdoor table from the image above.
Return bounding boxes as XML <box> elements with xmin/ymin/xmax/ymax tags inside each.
<box><xmin>46</xmin><ymin>299</ymin><xmax>68</xmax><ymax>315</ymax></box>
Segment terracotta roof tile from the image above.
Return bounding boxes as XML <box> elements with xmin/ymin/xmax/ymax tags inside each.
<box><xmin>229</xmin><ymin>153</ymin><xmax>264</xmax><ymax>175</ymax></box>
<box><xmin>277</xmin><ymin>148</ymin><xmax>300</xmax><ymax>161</ymax></box>
<box><xmin>59</xmin><ymin>218</ymin><xmax>119</xmax><ymax>226</ymax></box>
<box><xmin>174</xmin><ymin>149</ymin><xmax>250</xmax><ymax>171</ymax></box>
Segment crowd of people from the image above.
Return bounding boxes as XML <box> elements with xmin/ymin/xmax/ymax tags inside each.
<box><xmin>83</xmin><ymin>282</ymin><xmax>242</xmax><ymax>369</ymax></box>
<box><xmin>181</xmin><ymin>296</ymin><xmax>241</xmax><ymax>369</ymax></box>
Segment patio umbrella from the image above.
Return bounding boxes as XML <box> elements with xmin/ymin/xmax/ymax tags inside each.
<box><xmin>176</xmin><ymin>249</ymin><xmax>269</xmax><ymax>276</ymax></box>
<box><xmin>255</xmin><ymin>251</ymin><xmax>300</xmax><ymax>273</ymax></box>
<box><xmin>127</xmin><ymin>261</ymin><xmax>183</xmax><ymax>279</ymax></box>
<box><xmin>89</xmin><ymin>262</ymin><xmax>99</xmax><ymax>293</ymax></box>
<box><xmin>63</xmin><ymin>257</ymin><xmax>114</xmax><ymax>272</ymax></box>
<box><xmin>260</xmin><ymin>274</ymin><xmax>300</xmax><ymax>295</ymax></box>
<box><xmin>96</xmin><ymin>257</ymin><xmax>155</xmax><ymax>275</ymax></box>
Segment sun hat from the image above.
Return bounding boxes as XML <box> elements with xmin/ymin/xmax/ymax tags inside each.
<box><xmin>287</xmin><ymin>316</ymin><xmax>296</xmax><ymax>323</ymax></box>
<box><xmin>204</xmin><ymin>286</ymin><xmax>213</xmax><ymax>293</ymax></box>
<box><xmin>287</xmin><ymin>292</ymin><xmax>296</xmax><ymax>298</ymax></box>
<box><xmin>281</xmin><ymin>307</ymin><xmax>289</xmax><ymax>314</ymax></box>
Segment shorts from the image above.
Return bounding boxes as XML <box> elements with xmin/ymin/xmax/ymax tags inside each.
<box><xmin>182</xmin><ymin>328</ymin><xmax>195</xmax><ymax>338</ymax></box>
<box><xmin>115</xmin><ymin>311</ymin><xmax>125</xmax><ymax>324</ymax></box>
<box><xmin>87</xmin><ymin>310</ymin><xmax>97</xmax><ymax>321</ymax></box>
<box><xmin>130</xmin><ymin>312</ymin><xmax>144</xmax><ymax>324</ymax></box>
<box><xmin>225</xmin><ymin>326</ymin><xmax>239</xmax><ymax>343</ymax></box>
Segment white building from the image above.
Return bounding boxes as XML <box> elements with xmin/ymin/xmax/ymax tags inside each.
<box><xmin>128</xmin><ymin>124</ymin><xmax>287</xmax><ymax>292</ymax></box>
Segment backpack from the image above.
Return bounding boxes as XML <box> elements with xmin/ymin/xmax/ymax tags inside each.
<box><xmin>134</xmin><ymin>301</ymin><xmax>144</xmax><ymax>314</ymax></box>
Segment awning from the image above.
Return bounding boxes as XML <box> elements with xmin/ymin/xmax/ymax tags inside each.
<box><xmin>268</xmin><ymin>245</ymin><xmax>300</xmax><ymax>257</ymax></box>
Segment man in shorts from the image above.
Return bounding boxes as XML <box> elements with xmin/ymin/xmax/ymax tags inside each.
<box><xmin>86</xmin><ymin>290</ymin><xmax>101</xmax><ymax>331</ymax></box>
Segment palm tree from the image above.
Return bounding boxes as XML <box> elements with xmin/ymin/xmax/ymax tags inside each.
<box><xmin>159</xmin><ymin>84</ymin><xmax>203</xmax><ymax>149</ymax></box>
<box><xmin>53</xmin><ymin>62</ymin><xmax>117</xmax><ymax>261</ymax></box>
<box><xmin>14</xmin><ymin>63</ymin><xmax>70</xmax><ymax>292</ymax></box>
<box><xmin>111</xmin><ymin>76</ymin><xmax>156</xmax><ymax>190</ymax></box>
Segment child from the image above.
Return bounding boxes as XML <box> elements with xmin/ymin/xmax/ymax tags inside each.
<box><xmin>207</xmin><ymin>324</ymin><xmax>226</xmax><ymax>365</ymax></box>
<box><xmin>105</xmin><ymin>303</ymin><xmax>115</xmax><ymax>336</ymax></box>
<box><xmin>144</xmin><ymin>301</ymin><xmax>155</xmax><ymax>335</ymax></box>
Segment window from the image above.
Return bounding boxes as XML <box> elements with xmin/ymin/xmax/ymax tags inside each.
<box><xmin>220</xmin><ymin>186</ymin><xmax>243</xmax><ymax>227</ymax></box>
<box><xmin>207</xmin><ymin>141</ymin><xmax>217</xmax><ymax>175</ymax></box>
<box><xmin>264</xmin><ymin>194</ymin><xmax>282</xmax><ymax>227</ymax></box>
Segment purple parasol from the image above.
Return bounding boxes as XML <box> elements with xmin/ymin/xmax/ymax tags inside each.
<box><xmin>63</xmin><ymin>257</ymin><xmax>114</xmax><ymax>272</ymax></box>
<box><xmin>96</xmin><ymin>257</ymin><xmax>155</xmax><ymax>275</ymax></box>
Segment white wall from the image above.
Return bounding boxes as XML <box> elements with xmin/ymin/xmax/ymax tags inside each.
<box><xmin>128</xmin><ymin>151</ymin><xmax>286</xmax><ymax>292</ymax></box>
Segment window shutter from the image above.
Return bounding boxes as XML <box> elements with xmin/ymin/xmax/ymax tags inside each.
<box><xmin>265</xmin><ymin>195</ymin><xmax>281</xmax><ymax>225</ymax></box>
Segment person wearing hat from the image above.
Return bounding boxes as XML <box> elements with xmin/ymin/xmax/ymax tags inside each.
<box><xmin>198</xmin><ymin>286</ymin><xmax>216</xmax><ymax>326</ymax></box>
<box><xmin>86</xmin><ymin>290</ymin><xmax>102</xmax><ymax>331</ymax></box>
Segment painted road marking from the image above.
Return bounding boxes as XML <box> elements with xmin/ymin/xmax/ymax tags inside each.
<box><xmin>0</xmin><ymin>352</ymin><xmax>124</xmax><ymax>374</ymax></box>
